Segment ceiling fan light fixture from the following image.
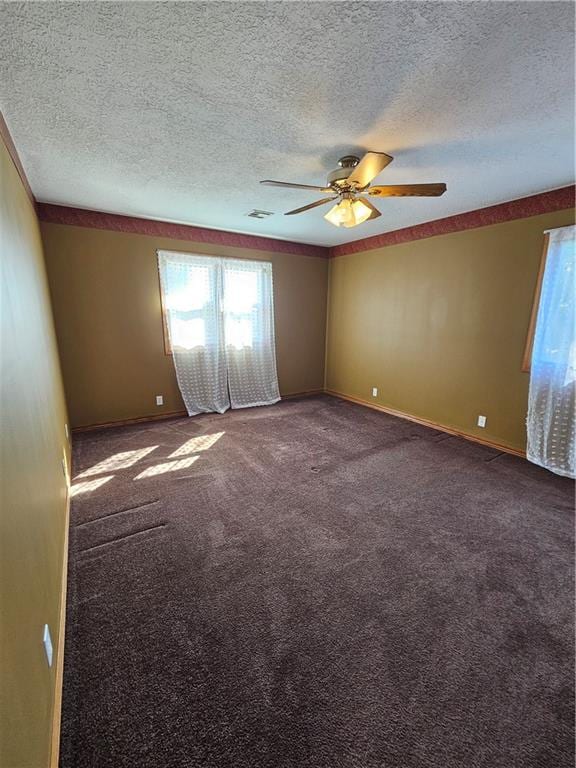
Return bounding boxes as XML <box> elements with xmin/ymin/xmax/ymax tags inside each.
<box><xmin>324</xmin><ymin>197</ymin><xmax>373</xmax><ymax>228</ymax></box>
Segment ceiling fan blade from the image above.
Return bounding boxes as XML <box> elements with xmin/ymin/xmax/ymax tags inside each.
<box><xmin>347</xmin><ymin>152</ymin><xmax>394</xmax><ymax>188</ymax></box>
<box><xmin>284</xmin><ymin>197</ymin><xmax>337</xmax><ymax>216</ymax></box>
<box><xmin>366</xmin><ymin>183</ymin><xmax>447</xmax><ymax>197</ymax></box>
<box><xmin>260</xmin><ymin>179</ymin><xmax>331</xmax><ymax>192</ymax></box>
<box><xmin>361</xmin><ymin>197</ymin><xmax>382</xmax><ymax>220</ymax></box>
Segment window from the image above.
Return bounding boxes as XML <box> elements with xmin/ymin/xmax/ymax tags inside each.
<box><xmin>525</xmin><ymin>225</ymin><xmax>575</xmax><ymax>477</ymax></box>
<box><xmin>523</xmin><ymin>229</ymin><xmax>576</xmax><ymax>373</ymax></box>
<box><xmin>159</xmin><ymin>259</ymin><xmax>217</xmax><ymax>355</ymax></box>
<box><xmin>158</xmin><ymin>256</ymin><xmax>270</xmax><ymax>355</ymax></box>
<box><xmin>223</xmin><ymin>264</ymin><xmax>262</xmax><ymax>350</ymax></box>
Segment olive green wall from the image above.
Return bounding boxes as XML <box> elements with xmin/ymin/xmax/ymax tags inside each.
<box><xmin>0</xmin><ymin>139</ymin><xmax>70</xmax><ymax>766</ymax></box>
<box><xmin>326</xmin><ymin>208</ymin><xmax>575</xmax><ymax>453</ymax></box>
<box><xmin>41</xmin><ymin>223</ymin><xmax>328</xmax><ymax>429</ymax></box>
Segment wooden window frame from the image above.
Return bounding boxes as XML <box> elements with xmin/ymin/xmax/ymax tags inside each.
<box><xmin>521</xmin><ymin>232</ymin><xmax>550</xmax><ymax>373</ymax></box>
<box><xmin>157</xmin><ymin>260</ymin><xmax>173</xmax><ymax>356</ymax></box>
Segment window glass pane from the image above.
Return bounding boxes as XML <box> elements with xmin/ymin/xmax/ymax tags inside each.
<box><xmin>165</xmin><ymin>263</ymin><xmax>211</xmax><ymax>312</ymax></box>
<box><xmin>171</xmin><ymin>317</ymin><xmax>205</xmax><ymax>349</ymax></box>
<box><xmin>224</xmin><ymin>269</ymin><xmax>258</xmax><ymax>312</ymax></box>
<box><xmin>223</xmin><ymin>267</ymin><xmax>259</xmax><ymax>349</ymax></box>
<box><xmin>225</xmin><ymin>315</ymin><xmax>253</xmax><ymax>349</ymax></box>
<box><xmin>533</xmin><ymin>236</ymin><xmax>575</xmax><ymax>372</ymax></box>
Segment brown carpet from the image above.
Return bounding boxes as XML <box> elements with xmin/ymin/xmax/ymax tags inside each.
<box><xmin>60</xmin><ymin>395</ymin><xmax>574</xmax><ymax>768</ymax></box>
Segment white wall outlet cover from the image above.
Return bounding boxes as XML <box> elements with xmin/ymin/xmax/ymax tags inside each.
<box><xmin>477</xmin><ymin>415</ymin><xmax>487</xmax><ymax>428</ymax></box>
<box><xmin>156</xmin><ymin>395</ymin><xmax>164</xmax><ymax>406</ymax></box>
<box><xmin>43</xmin><ymin>624</ymin><xmax>53</xmax><ymax>667</ymax></box>
<box><xmin>372</xmin><ymin>388</ymin><xmax>378</xmax><ymax>397</ymax></box>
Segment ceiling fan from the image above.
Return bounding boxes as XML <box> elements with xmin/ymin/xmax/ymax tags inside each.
<box><xmin>260</xmin><ymin>152</ymin><xmax>446</xmax><ymax>228</ymax></box>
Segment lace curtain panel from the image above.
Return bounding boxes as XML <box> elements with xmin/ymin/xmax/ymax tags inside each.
<box><xmin>158</xmin><ymin>251</ymin><xmax>280</xmax><ymax>416</ymax></box>
<box><xmin>526</xmin><ymin>225</ymin><xmax>576</xmax><ymax>478</ymax></box>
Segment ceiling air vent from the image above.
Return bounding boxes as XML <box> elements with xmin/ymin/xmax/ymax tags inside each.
<box><xmin>247</xmin><ymin>209</ymin><xmax>274</xmax><ymax>219</ymax></box>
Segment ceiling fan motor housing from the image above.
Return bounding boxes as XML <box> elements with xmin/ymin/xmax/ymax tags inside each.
<box><xmin>327</xmin><ymin>155</ymin><xmax>361</xmax><ymax>187</ymax></box>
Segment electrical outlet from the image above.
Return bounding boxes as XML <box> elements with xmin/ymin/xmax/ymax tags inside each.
<box><xmin>156</xmin><ymin>395</ymin><xmax>164</xmax><ymax>406</ymax></box>
<box><xmin>43</xmin><ymin>624</ymin><xmax>53</xmax><ymax>667</ymax></box>
<box><xmin>477</xmin><ymin>415</ymin><xmax>487</xmax><ymax>428</ymax></box>
<box><xmin>372</xmin><ymin>387</ymin><xmax>378</xmax><ymax>397</ymax></box>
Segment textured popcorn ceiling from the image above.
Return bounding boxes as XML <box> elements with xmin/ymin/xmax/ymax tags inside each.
<box><xmin>0</xmin><ymin>1</ymin><xmax>574</xmax><ymax>246</ymax></box>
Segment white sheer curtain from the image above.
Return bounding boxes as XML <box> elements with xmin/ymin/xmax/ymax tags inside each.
<box><xmin>526</xmin><ymin>225</ymin><xmax>575</xmax><ymax>478</ymax></box>
<box><xmin>158</xmin><ymin>251</ymin><xmax>280</xmax><ymax>416</ymax></box>
<box><xmin>222</xmin><ymin>259</ymin><xmax>280</xmax><ymax>409</ymax></box>
<box><xmin>157</xmin><ymin>252</ymin><xmax>228</xmax><ymax>415</ymax></box>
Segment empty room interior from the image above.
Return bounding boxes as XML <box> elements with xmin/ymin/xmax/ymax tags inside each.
<box><xmin>1</xmin><ymin>2</ymin><xmax>575</xmax><ymax>767</ymax></box>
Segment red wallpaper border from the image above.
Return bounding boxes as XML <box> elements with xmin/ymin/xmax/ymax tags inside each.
<box><xmin>36</xmin><ymin>203</ymin><xmax>329</xmax><ymax>259</ymax></box>
<box><xmin>330</xmin><ymin>186</ymin><xmax>575</xmax><ymax>257</ymax></box>
<box><xmin>36</xmin><ymin>187</ymin><xmax>574</xmax><ymax>259</ymax></box>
